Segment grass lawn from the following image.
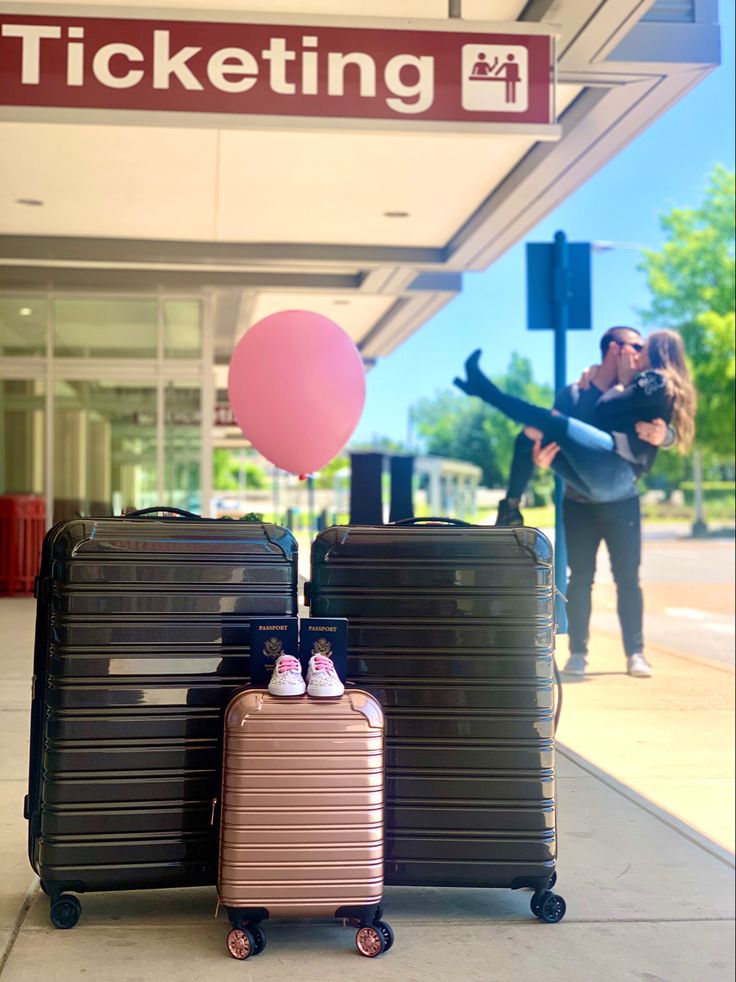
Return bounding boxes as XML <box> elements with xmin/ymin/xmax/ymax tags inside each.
<box><xmin>475</xmin><ymin>505</ymin><xmax>554</xmax><ymax>527</ymax></box>
<box><xmin>475</xmin><ymin>501</ymin><xmax>735</xmax><ymax>528</ymax></box>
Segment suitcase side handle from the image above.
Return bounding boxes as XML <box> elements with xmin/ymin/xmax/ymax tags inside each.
<box><xmin>390</xmin><ymin>516</ymin><xmax>473</xmax><ymax>527</ymax></box>
<box><xmin>553</xmin><ymin>661</ymin><xmax>563</xmax><ymax>734</ymax></box>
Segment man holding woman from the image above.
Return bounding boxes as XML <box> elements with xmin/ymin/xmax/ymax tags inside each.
<box><xmin>455</xmin><ymin>327</ymin><xmax>696</xmax><ymax>680</ymax></box>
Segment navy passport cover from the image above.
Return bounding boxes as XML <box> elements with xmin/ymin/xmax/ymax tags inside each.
<box><xmin>250</xmin><ymin>617</ymin><xmax>299</xmax><ymax>686</ymax></box>
<box><xmin>298</xmin><ymin>617</ymin><xmax>347</xmax><ymax>682</ymax></box>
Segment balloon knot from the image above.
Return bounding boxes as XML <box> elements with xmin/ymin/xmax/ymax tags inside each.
<box><xmin>298</xmin><ymin>473</ymin><xmax>307</xmax><ymax>481</ymax></box>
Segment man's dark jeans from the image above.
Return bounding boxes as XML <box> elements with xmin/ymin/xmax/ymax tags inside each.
<box><xmin>563</xmin><ymin>495</ymin><xmax>643</xmax><ymax>658</ymax></box>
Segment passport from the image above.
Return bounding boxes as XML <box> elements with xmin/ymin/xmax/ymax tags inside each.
<box><xmin>249</xmin><ymin>617</ymin><xmax>299</xmax><ymax>687</ymax></box>
<box><xmin>298</xmin><ymin>617</ymin><xmax>347</xmax><ymax>683</ymax></box>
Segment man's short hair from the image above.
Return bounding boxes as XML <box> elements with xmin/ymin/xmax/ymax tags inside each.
<box><xmin>599</xmin><ymin>326</ymin><xmax>642</xmax><ymax>358</ymax></box>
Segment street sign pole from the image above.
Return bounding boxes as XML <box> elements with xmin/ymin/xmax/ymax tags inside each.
<box><xmin>526</xmin><ymin>229</ymin><xmax>591</xmax><ymax>635</ymax></box>
<box><xmin>551</xmin><ymin>231</ymin><xmax>569</xmax><ymax>632</ymax></box>
<box><xmin>307</xmin><ymin>473</ymin><xmax>316</xmax><ymax>536</ymax></box>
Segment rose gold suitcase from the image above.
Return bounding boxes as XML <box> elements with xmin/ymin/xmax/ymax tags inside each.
<box><xmin>217</xmin><ymin>689</ymin><xmax>394</xmax><ymax>959</ymax></box>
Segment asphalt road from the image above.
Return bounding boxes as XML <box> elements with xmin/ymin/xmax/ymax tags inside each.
<box><xmin>587</xmin><ymin>529</ymin><xmax>735</xmax><ymax>667</ymax></box>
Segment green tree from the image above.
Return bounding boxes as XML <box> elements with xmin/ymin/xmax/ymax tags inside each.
<box><xmin>350</xmin><ymin>434</ymin><xmax>409</xmax><ymax>454</ymax></box>
<box><xmin>638</xmin><ymin>164</ymin><xmax>735</xmax><ymax>461</ymax></box>
<box><xmin>242</xmin><ymin>460</ymin><xmax>267</xmax><ymax>490</ymax></box>
<box><xmin>313</xmin><ymin>453</ymin><xmax>350</xmax><ymax>489</ymax></box>
<box><xmin>412</xmin><ymin>353</ymin><xmax>554</xmax><ymax>498</ymax></box>
<box><xmin>213</xmin><ymin>449</ymin><xmax>267</xmax><ymax>490</ymax></box>
<box><xmin>213</xmin><ymin>448</ymin><xmax>239</xmax><ymax>490</ymax></box>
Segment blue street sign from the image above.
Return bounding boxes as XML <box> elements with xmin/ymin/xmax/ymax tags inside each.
<box><xmin>526</xmin><ymin>240</ymin><xmax>592</xmax><ymax>332</ymax></box>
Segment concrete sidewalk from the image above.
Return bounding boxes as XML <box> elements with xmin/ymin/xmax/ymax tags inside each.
<box><xmin>0</xmin><ymin>596</ymin><xmax>733</xmax><ymax>982</ymax></box>
<box><xmin>557</xmin><ymin>629</ymin><xmax>735</xmax><ymax>855</ymax></box>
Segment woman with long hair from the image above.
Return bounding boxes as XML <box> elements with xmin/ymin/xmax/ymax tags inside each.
<box><xmin>454</xmin><ymin>330</ymin><xmax>696</xmax><ymax>504</ymax></box>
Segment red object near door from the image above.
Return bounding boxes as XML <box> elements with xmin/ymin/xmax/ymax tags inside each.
<box><xmin>0</xmin><ymin>495</ymin><xmax>46</xmax><ymax>595</ymax></box>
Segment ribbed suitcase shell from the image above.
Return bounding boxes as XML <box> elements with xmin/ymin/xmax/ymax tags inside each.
<box><xmin>26</xmin><ymin>516</ymin><xmax>297</xmax><ymax>900</ymax></box>
<box><xmin>307</xmin><ymin>524</ymin><xmax>557</xmax><ymax>891</ymax></box>
<box><xmin>218</xmin><ymin>690</ymin><xmax>384</xmax><ymax>918</ymax></box>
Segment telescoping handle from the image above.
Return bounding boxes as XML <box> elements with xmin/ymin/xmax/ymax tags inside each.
<box><xmin>391</xmin><ymin>516</ymin><xmax>473</xmax><ymax>527</ymax></box>
<box><xmin>124</xmin><ymin>506</ymin><xmax>202</xmax><ymax>519</ymax></box>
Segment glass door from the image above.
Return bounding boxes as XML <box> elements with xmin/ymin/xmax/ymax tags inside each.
<box><xmin>53</xmin><ymin>379</ymin><xmax>157</xmax><ymax>522</ymax></box>
<box><xmin>0</xmin><ymin>379</ymin><xmax>46</xmax><ymax>497</ymax></box>
<box><xmin>1</xmin><ymin>291</ymin><xmax>209</xmax><ymax>522</ymax></box>
<box><xmin>164</xmin><ymin>381</ymin><xmax>201</xmax><ymax>514</ymax></box>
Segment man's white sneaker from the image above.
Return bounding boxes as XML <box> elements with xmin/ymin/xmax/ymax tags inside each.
<box><xmin>627</xmin><ymin>653</ymin><xmax>653</xmax><ymax>678</ymax></box>
<box><xmin>562</xmin><ymin>653</ymin><xmax>587</xmax><ymax>676</ymax></box>
<box><xmin>306</xmin><ymin>654</ymin><xmax>345</xmax><ymax>698</ymax></box>
<box><xmin>267</xmin><ymin>654</ymin><xmax>306</xmax><ymax>696</ymax></box>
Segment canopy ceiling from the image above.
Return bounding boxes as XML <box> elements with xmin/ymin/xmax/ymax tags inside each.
<box><xmin>0</xmin><ymin>0</ymin><xmax>720</xmax><ymax>364</ymax></box>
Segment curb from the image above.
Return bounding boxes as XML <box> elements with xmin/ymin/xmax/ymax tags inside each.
<box><xmin>557</xmin><ymin>744</ymin><xmax>735</xmax><ymax>869</ymax></box>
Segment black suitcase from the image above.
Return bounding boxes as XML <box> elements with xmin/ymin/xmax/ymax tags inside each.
<box><xmin>26</xmin><ymin>507</ymin><xmax>298</xmax><ymax>929</ymax></box>
<box><xmin>305</xmin><ymin>518</ymin><xmax>566</xmax><ymax>922</ymax></box>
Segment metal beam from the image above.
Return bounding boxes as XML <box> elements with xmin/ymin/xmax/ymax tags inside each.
<box><xmin>0</xmin><ymin>236</ymin><xmax>446</xmax><ymax>270</ymax></box>
<box><xmin>0</xmin><ymin>266</ymin><xmax>363</xmax><ymax>291</ymax></box>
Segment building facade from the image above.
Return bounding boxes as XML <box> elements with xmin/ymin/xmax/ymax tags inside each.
<box><xmin>0</xmin><ymin>0</ymin><xmax>721</xmax><ymax>520</ymax></box>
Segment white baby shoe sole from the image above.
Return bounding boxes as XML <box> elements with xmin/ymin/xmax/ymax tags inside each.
<box><xmin>268</xmin><ymin>677</ymin><xmax>306</xmax><ymax>696</ymax></box>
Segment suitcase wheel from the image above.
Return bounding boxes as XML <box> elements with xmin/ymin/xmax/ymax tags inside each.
<box><xmin>349</xmin><ymin>904</ymin><xmax>383</xmax><ymax>930</ymax></box>
<box><xmin>227</xmin><ymin>927</ymin><xmax>256</xmax><ymax>960</ymax></box>
<box><xmin>49</xmin><ymin>894</ymin><xmax>81</xmax><ymax>930</ymax></box>
<box><xmin>530</xmin><ymin>891</ymin><xmax>567</xmax><ymax>924</ymax></box>
<box><xmin>249</xmin><ymin>924</ymin><xmax>267</xmax><ymax>956</ymax></box>
<box><xmin>374</xmin><ymin>920</ymin><xmax>394</xmax><ymax>952</ymax></box>
<box><xmin>356</xmin><ymin>925</ymin><xmax>387</xmax><ymax>958</ymax></box>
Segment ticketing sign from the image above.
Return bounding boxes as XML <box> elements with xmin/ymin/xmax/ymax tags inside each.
<box><xmin>0</xmin><ymin>13</ymin><xmax>558</xmax><ymax>134</ymax></box>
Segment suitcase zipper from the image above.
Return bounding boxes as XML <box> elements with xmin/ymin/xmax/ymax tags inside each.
<box><xmin>210</xmin><ymin>797</ymin><xmax>218</xmax><ymax>825</ymax></box>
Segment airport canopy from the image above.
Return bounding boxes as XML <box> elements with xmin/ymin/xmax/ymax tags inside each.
<box><xmin>0</xmin><ymin>0</ymin><xmax>721</xmax><ymax>368</ymax></box>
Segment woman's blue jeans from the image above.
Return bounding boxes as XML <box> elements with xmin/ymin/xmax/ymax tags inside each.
<box><xmin>478</xmin><ymin>384</ymin><xmax>638</xmax><ymax>503</ymax></box>
<box><xmin>549</xmin><ymin>418</ymin><xmax>638</xmax><ymax>503</ymax></box>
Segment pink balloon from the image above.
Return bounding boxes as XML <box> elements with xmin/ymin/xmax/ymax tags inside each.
<box><xmin>228</xmin><ymin>310</ymin><xmax>366</xmax><ymax>475</ymax></box>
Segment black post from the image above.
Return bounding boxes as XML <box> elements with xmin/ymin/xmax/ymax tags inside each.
<box><xmin>389</xmin><ymin>456</ymin><xmax>415</xmax><ymax>522</ymax></box>
<box><xmin>349</xmin><ymin>453</ymin><xmax>384</xmax><ymax>524</ymax></box>
<box><xmin>552</xmin><ymin>230</ymin><xmax>569</xmax><ymax>632</ymax></box>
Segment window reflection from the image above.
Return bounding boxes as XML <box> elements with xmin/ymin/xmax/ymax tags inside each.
<box><xmin>54</xmin><ymin>380</ymin><xmax>157</xmax><ymax>521</ymax></box>
<box><xmin>0</xmin><ymin>379</ymin><xmax>45</xmax><ymax>493</ymax></box>
<box><xmin>165</xmin><ymin>383</ymin><xmax>201</xmax><ymax>513</ymax></box>
<box><xmin>0</xmin><ymin>298</ymin><xmax>46</xmax><ymax>357</ymax></box>
<box><xmin>53</xmin><ymin>299</ymin><xmax>158</xmax><ymax>358</ymax></box>
<box><xmin>165</xmin><ymin>301</ymin><xmax>202</xmax><ymax>359</ymax></box>
<box><xmin>1</xmin><ymin>293</ymin><xmax>205</xmax><ymax>517</ymax></box>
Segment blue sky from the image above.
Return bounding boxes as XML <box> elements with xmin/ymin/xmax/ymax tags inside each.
<box><xmin>352</xmin><ymin>2</ymin><xmax>735</xmax><ymax>446</ymax></box>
